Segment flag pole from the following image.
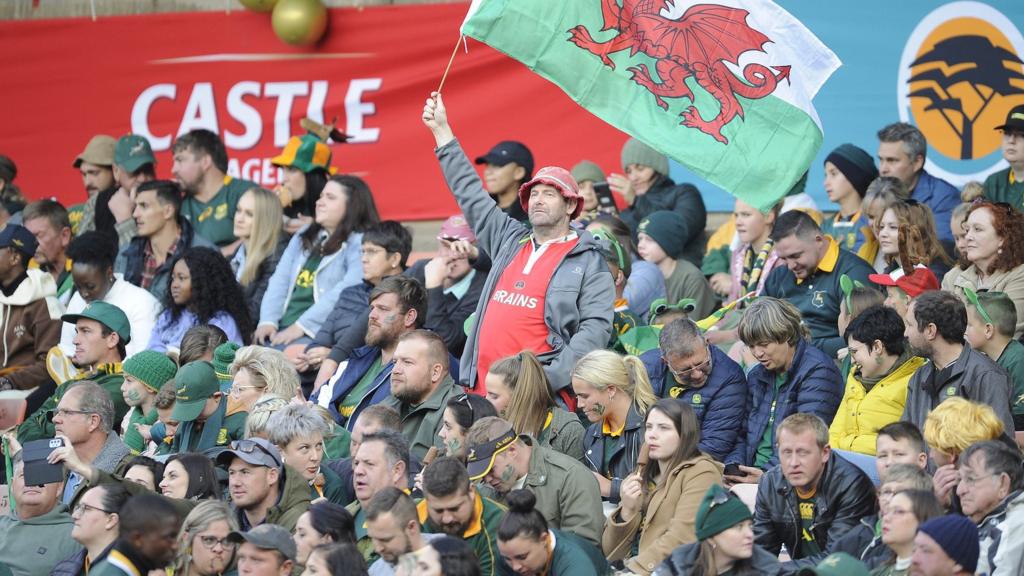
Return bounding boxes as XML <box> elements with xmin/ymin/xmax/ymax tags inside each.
<box><xmin>437</xmin><ymin>35</ymin><xmax>465</xmax><ymax>94</ymax></box>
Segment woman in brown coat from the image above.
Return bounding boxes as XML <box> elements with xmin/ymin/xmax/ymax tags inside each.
<box><xmin>602</xmin><ymin>399</ymin><xmax>723</xmax><ymax>575</ymax></box>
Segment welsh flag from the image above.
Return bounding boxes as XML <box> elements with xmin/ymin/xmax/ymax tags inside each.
<box><xmin>461</xmin><ymin>0</ymin><xmax>841</xmax><ymax>211</ymax></box>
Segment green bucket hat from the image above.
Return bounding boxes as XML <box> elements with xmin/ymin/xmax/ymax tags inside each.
<box><xmin>123</xmin><ymin>350</ymin><xmax>177</xmax><ymax>393</ymax></box>
<box><xmin>114</xmin><ymin>134</ymin><xmax>155</xmax><ymax>173</ymax></box>
<box><xmin>171</xmin><ymin>361</ymin><xmax>220</xmax><ymax>423</ymax></box>
<box><xmin>61</xmin><ymin>301</ymin><xmax>131</xmax><ymax>345</ymax></box>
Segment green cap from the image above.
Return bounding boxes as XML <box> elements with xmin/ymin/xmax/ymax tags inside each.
<box><xmin>795</xmin><ymin>553</ymin><xmax>869</xmax><ymax>576</ymax></box>
<box><xmin>172</xmin><ymin>361</ymin><xmax>220</xmax><ymax>422</ymax></box>
<box><xmin>61</xmin><ymin>301</ymin><xmax>131</xmax><ymax>345</ymax></box>
<box><xmin>695</xmin><ymin>485</ymin><xmax>752</xmax><ymax>540</ymax></box>
<box><xmin>114</xmin><ymin>135</ymin><xmax>155</xmax><ymax>173</ymax></box>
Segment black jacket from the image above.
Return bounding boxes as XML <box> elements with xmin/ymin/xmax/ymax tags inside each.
<box><xmin>238</xmin><ymin>235</ymin><xmax>287</xmax><ymax>323</ymax></box>
<box><xmin>753</xmin><ymin>452</ymin><xmax>877</xmax><ymax>571</ymax></box>
<box><xmin>654</xmin><ymin>541</ymin><xmax>782</xmax><ymax>575</ymax></box>
<box><xmin>620</xmin><ymin>175</ymin><xmax>707</xmax><ymax>267</ymax></box>
<box><xmin>582</xmin><ymin>403</ymin><xmax>644</xmax><ymax>504</ymax></box>
<box><xmin>832</xmin><ymin>516</ymin><xmax>892</xmax><ymax>569</ymax></box>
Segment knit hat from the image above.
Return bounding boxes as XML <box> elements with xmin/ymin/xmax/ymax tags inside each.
<box><xmin>123</xmin><ymin>351</ymin><xmax>177</xmax><ymax>393</ymax></box>
<box><xmin>695</xmin><ymin>485</ymin><xmax>751</xmax><ymax>540</ymax></box>
<box><xmin>213</xmin><ymin>342</ymin><xmax>241</xmax><ymax>387</ymax></box>
<box><xmin>571</xmin><ymin>160</ymin><xmax>605</xmax><ymax>184</ymax></box>
<box><xmin>621</xmin><ymin>138</ymin><xmax>668</xmax><ymax>176</ymax></box>
<box><xmin>825</xmin><ymin>144</ymin><xmax>878</xmax><ymax>196</ymax></box>
<box><xmin>917</xmin><ymin>515</ymin><xmax>979</xmax><ymax>573</ymax></box>
<box><xmin>638</xmin><ymin>211</ymin><xmax>687</xmax><ymax>259</ymax></box>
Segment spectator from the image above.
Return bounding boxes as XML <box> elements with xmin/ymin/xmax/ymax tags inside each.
<box><xmin>956</xmin><ymin>441</ymin><xmax>1024</xmax><ymax>575</ymax></box>
<box><xmin>829</xmin><ymin>305</ymin><xmax>926</xmax><ymax>458</ymax></box>
<box><xmin>53</xmin><ymin>484</ymin><xmax>130</xmax><ymax>576</ymax></box>
<box><xmin>418</xmin><ymin>457</ymin><xmax>504</xmax><ymax>576</ymax></box>
<box><xmin>116</xmin><ymin>180</ymin><xmax>217</xmax><ymax>302</ymax></box>
<box><xmin>438</xmin><ymin>393</ymin><xmax>498</xmax><ymax>459</ymax></box>
<box><xmin>171</xmin><ymin>361</ymin><xmax>245</xmax><ymax>453</ymax></box>
<box><xmin>875</xmin><ymin>422</ymin><xmax>929</xmax><ymax>480</ymax></box>
<box><xmin>422</xmin><ymin>94</ymin><xmax>615</xmax><ymax>403</ymax></box>
<box><xmin>869</xmin><ymin>266</ymin><xmax>940</xmax><ymax>323</ymax></box>
<box><xmin>228</xmin><ymin>346</ymin><xmax>301</xmax><ymax>413</ymax></box>
<box><xmin>216</xmin><ymin>438</ymin><xmax>311</xmax><ymax>531</ymax></box>
<box><xmin>587</xmin><ymin>213</ymin><xmax>666</xmax><ymax>322</ymax></box>
<box><xmin>255</xmin><ymin>175</ymin><xmax>378</xmax><ymax>348</ymax></box>
<box><xmin>636</xmin><ymin>211</ymin><xmax>715</xmax><ymax>319</ymax></box>
<box><xmin>0</xmin><ymin>225</ymin><xmax>62</xmax><ymax>392</ymax></box>
<box><xmin>22</xmin><ymin>200</ymin><xmax>74</xmax><ymax>304</ymax></box>
<box><xmin>640</xmin><ymin>318</ymin><xmax>747</xmax><ymax>462</ymax></box>
<box><xmin>653</xmin><ymin>485</ymin><xmax>782</xmax><ymax>576</ymax></box>
<box><xmin>943</xmin><ymin>201</ymin><xmax>1024</xmax><ymax>338</ymax></box>
<box><xmin>572</xmin><ymin>349</ymin><xmax>657</xmax><ymax>501</ymax></box>
<box><xmin>271</xmin><ymin>119</ymin><xmax>338</xmax><ymax>235</ymax></box>
<box><xmin>322</xmin><ymin>405</ymin><xmax>404</xmax><ymax>508</ymax></box>
<box><xmin>496</xmin><ymin>489</ymin><xmax>609</xmax><ymax>575</ymax></box>
<box><xmin>172</xmin><ymin>129</ymin><xmax>257</xmax><ymax>249</ymax></box>
<box><xmin>725</xmin><ymin>298</ymin><xmax>843</xmax><ymax>484</ymax></box>
<box><xmin>763</xmin><ymin>210</ymin><xmax>876</xmax><ymax>356</ymax></box>
<box><xmin>19</xmin><ymin>301</ymin><xmax>131</xmax><ymax>443</ymax></box>
<box><xmin>910</xmin><ymin>515</ymin><xmax>979</xmax><ymax>576</ymax></box>
<box><xmin>365</xmin><ymin>487</ymin><xmax>438</xmax><ymax>576</ymax></box>
<box><xmin>876</xmin><ymin>122</ymin><xmax>960</xmax><ymax>250</ymax></box>
<box><xmin>349</xmin><ymin>431</ymin><xmax>412</xmax><ymax>563</ymax></box>
<box><xmin>382</xmin><ymin>330</ymin><xmax>463</xmax><ymax>460</ymax></box>
<box><xmin>982</xmin><ymin>104</ymin><xmax>1024</xmax><ymax>206</ymax></box>
<box><xmin>603</xmin><ymin>400</ymin><xmax>722</xmax><ymax>575</ymax></box>
<box><xmin>171</xmin><ymin>500</ymin><xmax>239</xmax><ymax>576</ymax></box>
<box><xmin>414</xmin><ymin>536</ymin><xmax>480</xmax><ymax>576</ymax></box>
<box><xmin>874</xmin><ymin>198</ymin><xmax>952</xmax><ymax>280</ymax></box>
<box><xmin>860</xmin><ymin>178</ymin><xmax>905</xmax><ymax>272</ymax></box>
<box><xmin>149</xmin><ymin>247</ymin><xmax>251</xmax><ymax>353</ymax></box>
<box><xmin>178</xmin><ymin>324</ymin><xmax>228</xmax><ymax>365</ymax></box>
<box><xmin>228</xmin><ymin>524</ymin><xmax>296</xmax><ymax>576</ymax></box>
<box><xmin>0</xmin><ymin>155</ymin><xmax>26</xmax><ymax>230</ymax></box>
<box><xmin>241</xmin><ymin>394</ymin><xmax>288</xmax><ymax>441</ymax></box>
<box><xmin>708</xmin><ymin>199</ymin><xmax>782</xmax><ymax>301</ymax></box>
<box><xmin>465</xmin><ymin>417</ymin><xmax>603</xmax><ymax>547</ymax></box>
<box><xmin>159</xmin><ymin>453</ymin><xmax>221</xmax><ymax>500</ymax></box>
<box><xmin>122</xmin><ymin>455</ymin><xmax>164</xmax><ymax>491</ymax></box>
<box><xmin>484</xmin><ymin>351</ymin><xmax>584</xmax><ymax>461</ymax></box>
<box><xmin>836</xmin><ymin>278</ymin><xmax>886</xmax><ymax>381</ymax></box>
<box><xmin>963</xmin><ymin>290</ymin><xmax>1024</xmax><ymax>431</ymax></box>
<box><xmin>924</xmin><ymin>398</ymin><xmax>1006</xmax><ymax>510</ymax></box>
<box><xmin>147</xmin><ymin>380</ymin><xmax>180</xmax><ymax>456</ymax></box>
<box><xmin>314</xmin><ymin>276</ymin><xmax>425</xmax><ymax>429</ymax></box>
<box><xmin>752</xmin><ymin>414</ymin><xmax>876</xmax><ymax>570</ymax></box>
<box><xmin>571</xmin><ymin>160</ymin><xmax>612</xmax><ymax>226</ymax></box>
<box><xmin>293</xmin><ymin>502</ymin><xmax>356</xmax><ymax>568</ymax></box>
<box><xmin>821</xmin><ymin>144</ymin><xmax>878</xmax><ymax>259</ymax></box>
<box><xmin>901</xmin><ymin>290</ymin><xmax>1014</xmax><ymax>435</ymax></box>
<box><xmin>69</xmin><ymin>135</ymin><xmax>117</xmax><ymax>237</ymax></box>
<box><xmin>0</xmin><ymin>455</ymin><xmax>80</xmax><ymax>576</ymax></box>
<box><xmin>590</xmin><ymin>229</ymin><xmax>642</xmax><ymax>350</ymax></box>
<box><xmin>267</xmin><ymin>403</ymin><xmax>342</xmax><ymax>504</ymax></box>
<box><xmin>106</xmin><ymin>135</ymin><xmax>156</xmax><ymax>247</ymax></box>
<box><xmin>304</xmin><ymin>542</ymin><xmax>368</xmax><ymax>576</ymax></box>
<box><xmin>88</xmin><ymin>493</ymin><xmax>180</xmax><ymax>576</ymax></box>
<box><xmin>950</xmin><ymin>186</ymin><xmax>984</xmax><ymax>271</ymax></box>
<box><xmin>120</xmin><ymin>350</ymin><xmax>177</xmax><ymax>455</ymax></box>
<box><xmin>230</xmin><ymin>187</ymin><xmax>286</xmax><ymax>322</ymax></box>
<box><xmin>62</xmin><ymin>231</ymin><xmax>161</xmax><ymax>357</ymax></box>
<box><xmin>612</xmin><ymin>138</ymin><xmax>706</xmax><ymax>267</ymax></box>
<box><xmin>474</xmin><ymin>140</ymin><xmax>533</xmax><ymax>223</ymax></box>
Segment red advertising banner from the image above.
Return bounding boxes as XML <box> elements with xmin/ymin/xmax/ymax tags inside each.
<box><xmin>0</xmin><ymin>3</ymin><xmax>629</xmax><ymax>221</ymax></box>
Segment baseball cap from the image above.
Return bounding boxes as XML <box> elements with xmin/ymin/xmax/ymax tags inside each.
<box><xmin>474</xmin><ymin>141</ymin><xmax>534</xmax><ymax>177</ymax></box>
<box><xmin>517</xmin><ymin>166</ymin><xmax>584</xmax><ymax>220</ymax></box>
<box><xmin>795</xmin><ymin>552</ymin><xmax>869</xmax><ymax>576</ymax></box>
<box><xmin>465</xmin><ymin>426</ymin><xmax>517</xmax><ymax>481</ymax></box>
<box><xmin>61</xmin><ymin>301</ymin><xmax>131</xmax><ymax>344</ymax></box>
<box><xmin>171</xmin><ymin>361</ymin><xmax>220</xmax><ymax>423</ymax></box>
<box><xmin>438</xmin><ymin>215</ymin><xmax>476</xmax><ymax>243</ymax></box>
<box><xmin>227</xmin><ymin>524</ymin><xmax>296</xmax><ymax>561</ymax></box>
<box><xmin>0</xmin><ymin>225</ymin><xmax>38</xmax><ymax>259</ymax></box>
<box><xmin>868</xmin><ymin>266</ymin><xmax>939</xmax><ymax>299</ymax></box>
<box><xmin>216</xmin><ymin>438</ymin><xmax>283</xmax><ymax>470</ymax></box>
<box><xmin>73</xmin><ymin>135</ymin><xmax>116</xmax><ymax>168</ymax></box>
<box><xmin>995</xmin><ymin>104</ymin><xmax>1024</xmax><ymax>132</ymax></box>
<box><xmin>114</xmin><ymin>135</ymin><xmax>156</xmax><ymax>173</ymax></box>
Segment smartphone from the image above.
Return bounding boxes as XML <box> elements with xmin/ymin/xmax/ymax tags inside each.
<box><xmin>593</xmin><ymin>181</ymin><xmax>618</xmax><ymax>214</ymax></box>
<box><xmin>22</xmin><ymin>438</ymin><xmax>65</xmax><ymax>486</ymax></box>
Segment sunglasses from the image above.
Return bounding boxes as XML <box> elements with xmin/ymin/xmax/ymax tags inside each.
<box><xmin>230</xmin><ymin>440</ymin><xmax>281</xmax><ymax>467</ymax></box>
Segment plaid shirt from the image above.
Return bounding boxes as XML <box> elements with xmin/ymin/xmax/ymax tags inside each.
<box><xmin>141</xmin><ymin>232</ymin><xmax>181</xmax><ymax>289</ymax></box>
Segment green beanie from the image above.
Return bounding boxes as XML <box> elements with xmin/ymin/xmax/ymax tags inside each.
<box><xmin>695</xmin><ymin>485</ymin><xmax>752</xmax><ymax>540</ymax></box>
<box><xmin>621</xmin><ymin>138</ymin><xmax>669</xmax><ymax>176</ymax></box>
<box><xmin>638</xmin><ymin>211</ymin><xmax>687</xmax><ymax>259</ymax></box>
<box><xmin>213</xmin><ymin>342</ymin><xmax>241</xmax><ymax>386</ymax></box>
<box><xmin>571</xmin><ymin>160</ymin><xmax>605</xmax><ymax>185</ymax></box>
<box><xmin>123</xmin><ymin>350</ymin><xmax>177</xmax><ymax>392</ymax></box>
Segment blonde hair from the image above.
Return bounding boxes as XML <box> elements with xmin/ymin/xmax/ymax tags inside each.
<box><xmin>488</xmin><ymin>351</ymin><xmax>555</xmax><ymax>438</ymax></box>
<box><xmin>571</xmin><ymin>350</ymin><xmax>657</xmax><ymax>414</ymax></box>
<box><xmin>238</xmin><ymin>187</ymin><xmax>283</xmax><ymax>286</ymax></box>
<box><xmin>172</xmin><ymin>501</ymin><xmax>238</xmax><ymax>576</ymax></box>
<box><xmin>230</xmin><ymin>345</ymin><xmax>300</xmax><ymax>401</ymax></box>
<box><xmin>960</xmin><ymin>181</ymin><xmax>984</xmax><ymax>203</ymax></box>
<box><xmin>244</xmin><ymin>394</ymin><xmax>290</xmax><ymax>439</ymax></box>
<box><xmin>738</xmin><ymin>297</ymin><xmax>808</xmax><ymax>346</ymax></box>
<box><xmin>923</xmin><ymin>397</ymin><xmax>1004</xmax><ymax>458</ymax></box>
<box><xmin>879</xmin><ymin>200</ymin><xmax>952</xmax><ymax>268</ymax></box>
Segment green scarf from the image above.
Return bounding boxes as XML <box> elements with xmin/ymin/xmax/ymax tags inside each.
<box><xmin>855</xmin><ymin>350</ymin><xmax>912</xmax><ymax>392</ymax></box>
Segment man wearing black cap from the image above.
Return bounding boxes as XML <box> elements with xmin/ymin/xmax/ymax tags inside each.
<box><xmin>0</xmin><ymin>224</ymin><xmax>62</xmax><ymax>392</ymax></box>
<box><xmin>228</xmin><ymin>524</ymin><xmax>296</xmax><ymax>576</ymax></box>
<box><xmin>475</xmin><ymin>140</ymin><xmax>533</xmax><ymax>223</ymax></box>
<box><xmin>216</xmin><ymin>438</ymin><xmax>311</xmax><ymax>532</ymax></box>
<box><xmin>983</xmin><ymin>104</ymin><xmax>1024</xmax><ymax>208</ymax></box>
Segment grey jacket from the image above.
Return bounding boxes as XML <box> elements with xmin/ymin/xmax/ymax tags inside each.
<box><xmin>977</xmin><ymin>489</ymin><xmax>1024</xmax><ymax>576</ymax></box>
<box><xmin>900</xmin><ymin>345</ymin><xmax>1015</xmax><ymax>436</ymax></box>
<box><xmin>436</xmin><ymin>140</ymin><xmax>615</xmax><ymax>393</ymax></box>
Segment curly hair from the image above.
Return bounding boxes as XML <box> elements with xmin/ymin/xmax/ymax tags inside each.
<box><xmin>966</xmin><ymin>201</ymin><xmax>1024</xmax><ymax>274</ymax></box>
<box><xmin>165</xmin><ymin>247</ymin><xmax>253</xmax><ymax>343</ymax></box>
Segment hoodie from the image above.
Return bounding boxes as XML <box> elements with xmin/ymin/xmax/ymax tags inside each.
<box><xmin>0</xmin><ymin>268</ymin><xmax>62</xmax><ymax>390</ymax></box>
<box><xmin>0</xmin><ymin>504</ymin><xmax>82</xmax><ymax>576</ymax></box>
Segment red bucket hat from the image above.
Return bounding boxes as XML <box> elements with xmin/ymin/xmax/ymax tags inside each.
<box><xmin>518</xmin><ymin>166</ymin><xmax>583</xmax><ymax>220</ymax></box>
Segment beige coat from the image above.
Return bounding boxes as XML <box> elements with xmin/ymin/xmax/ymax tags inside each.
<box><xmin>943</xmin><ymin>262</ymin><xmax>1024</xmax><ymax>338</ymax></box>
<box><xmin>602</xmin><ymin>454</ymin><xmax>723</xmax><ymax>575</ymax></box>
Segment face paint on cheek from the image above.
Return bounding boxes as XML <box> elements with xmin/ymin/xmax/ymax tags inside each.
<box><xmin>500</xmin><ymin>463</ymin><xmax>516</xmax><ymax>484</ymax></box>
<box><xmin>592</xmin><ymin>403</ymin><xmax>606</xmax><ymax>417</ymax></box>
<box><xmin>125</xmin><ymin>389</ymin><xmax>142</xmax><ymax>403</ymax></box>
<box><xmin>445</xmin><ymin>437</ymin><xmax>461</xmax><ymax>455</ymax></box>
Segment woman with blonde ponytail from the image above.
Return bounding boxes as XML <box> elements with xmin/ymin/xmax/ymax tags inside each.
<box><xmin>572</xmin><ymin>349</ymin><xmax>657</xmax><ymax>501</ymax></box>
<box><xmin>485</xmin><ymin>351</ymin><xmax>586</xmax><ymax>461</ymax></box>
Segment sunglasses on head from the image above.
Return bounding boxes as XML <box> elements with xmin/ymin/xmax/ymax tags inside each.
<box><xmin>230</xmin><ymin>440</ymin><xmax>281</xmax><ymax>467</ymax></box>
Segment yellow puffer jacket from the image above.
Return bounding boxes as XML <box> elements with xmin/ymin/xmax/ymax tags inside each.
<box><xmin>828</xmin><ymin>355</ymin><xmax>926</xmax><ymax>455</ymax></box>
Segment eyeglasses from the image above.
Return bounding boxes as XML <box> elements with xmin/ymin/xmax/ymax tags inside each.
<box><xmin>50</xmin><ymin>407</ymin><xmax>96</xmax><ymax>420</ymax></box>
<box><xmin>73</xmin><ymin>502</ymin><xmax>113</xmax><ymax>516</ymax></box>
<box><xmin>663</xmin><ymin>346</ymin><xmax>713</xmax><ymax>380</ymax></box>
<box><xmin>960</xmin><ymin>472</ymin><xmax>1001</xmax><ymax>487</ymax></box>
<box><xmin>229</xmin><ymin>384</ymin><xmax>263</xmax><ymax>397</ymax></box>
<box><xmin>230</xmin><ymin>440</ymin><xmax>282</xmax><ymax>467</ymax></box>
<box><xmin>197</xmin><ymin>535</ymin><xmax>237</xmax><ymax>550</ymax></box>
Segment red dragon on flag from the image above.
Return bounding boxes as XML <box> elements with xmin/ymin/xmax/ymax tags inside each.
<box><xmin>568</xmin><ymin>0</ymin><xmax>792</xmax><ymax>144</ymax></box>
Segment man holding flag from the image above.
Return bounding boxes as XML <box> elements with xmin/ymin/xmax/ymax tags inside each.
<box><xmin>422</xmin><ymin>93</ymin><xmax>614</xmax><ymax>408</ymax></box>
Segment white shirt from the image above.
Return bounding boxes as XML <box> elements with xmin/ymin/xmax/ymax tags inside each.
<box><xmin>60</xmin><ymin>274</ymin><xmax>163</xmax><ymax>358</ymax></box>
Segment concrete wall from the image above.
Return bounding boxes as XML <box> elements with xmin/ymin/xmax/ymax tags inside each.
<box><xmin>0</xmin><ymin>0</ymin><xmax>463</xmax><ymax>20</ymax></box>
